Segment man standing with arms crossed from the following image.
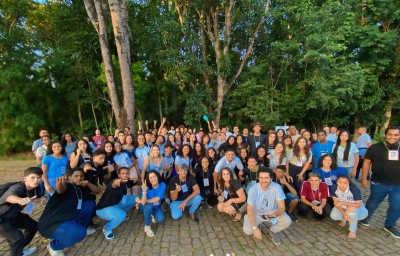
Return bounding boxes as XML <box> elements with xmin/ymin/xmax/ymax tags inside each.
<box><xmin>361</xmin><ymin>126</ymin><xmax>400</xmax><ymax>238</ymax></box>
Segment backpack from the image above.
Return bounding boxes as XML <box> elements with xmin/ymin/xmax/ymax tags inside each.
<box><xmin>0</xmin><ymin>182</ymin><xmax>21</xmax><ymax>198</ymax></box>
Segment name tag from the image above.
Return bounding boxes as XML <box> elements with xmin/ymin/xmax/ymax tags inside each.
<box><xmin>181</xmin><ymin>184</ymin><xmax>188</xmax><ymax>193</ymax></box>
<box><xmin>271</xmin><ymin>217</ymin><xmax>278</xmax><ymax>226</ymax></box>
<box><xmin>337</xmin><ymin>152</ymin><xmax>344</xmax><ymax>159</ymax></box>
<box><xmin>97</xmin><ymin>140</ymin><xmax>101</xmax><ymax>145</ymax></box>
<box><xmin>121</xmin><ymin>195</ymin><xmax>127</xmax><ymax>204</ymax></box>
<box><xmin>255</xmin><ymin>142</ymin><xmax>260</xmax><ymax>148</ymax></box>
<box><xmin>25</xmin><ymin>202</ymin><xmax>35</xmax><ymax>214</ymax></box>
<box><xmin>224</xmin><ymin>190</ymin><xmax>228</xmax><ymax>199</ymax></box>
<box><xmin>325</xmin><ymin>177</ymin><xmax>333</xmax><ymax>186</ymax></box>
<box><xmin>60</xmin><ymin>166</ymin><xmax>66</xmax><ymax>175</ymax></box>
<box><xmin>77</xmin><ymin>199</ymin><xmax>82</xmax><ymax>210</ymax></box>
<box><xmin>311</xmin><ymin>200</ymin><xmax>320</xmax><ymax>205</ymax></box>
<box><xmin>203</xmin><ymin>178</ymin><xmax>209</xmax><ymax>186</ymax></box>
<box><xmin>389</xmin><ymin>150</ymin><xmax>399</xmax><ymax>161</ymax></box>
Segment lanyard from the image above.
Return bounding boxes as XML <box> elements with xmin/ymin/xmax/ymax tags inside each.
<box><xmin>319</xmin><ymin>143</ymin><xmax>328</xmax><ymax>153</ymax></box>
<box><xmin>26</xmin><ymin>187</ymin><xmax>37</xmax><ymax>198</ymax></box>
<box><xmin>384</xmin><ymin>142</ymin><xmax>400</xmax><ymax>151</ymax></box>
<box><xmin>321</xmin><ymin>169</ymin><xmax>332</xmax><ymax>180</ymax></box>
<box><xmin>73</xmin><ymin>185</ymin><xmax>83</xmax><ymax>200</ymax></box>
<box><xmin>311</xmin><ymin>187</ymin><xmax>320</xmax><ymax>202</ymax></box>
<box><xmin>55</xmin><ymin>156</ymin><xmax>66</xmax><ymax>169</ymax></box>
<box><xmin>249</xmin><ymin>167</ymin><xmax>258</xmax><ymax>182</ymax></box>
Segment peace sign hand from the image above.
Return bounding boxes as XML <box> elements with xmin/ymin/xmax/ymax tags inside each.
<box><xmin>18</xmin><ymin>196</ymin><xmax>37</xmax><ymax>206</ymax></box>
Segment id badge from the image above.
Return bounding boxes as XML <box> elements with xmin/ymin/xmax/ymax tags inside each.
<box><xmin>311</xmin><ymin>200</ymin><xmax>320</xmax><ymax>205</ymax></box>
<box><xmin>255</xmin><ymin>142</ymin><xmax>260</xmax><ymax>148</ymax></box>
<box><xmin>337</xmin><ymin>152</ymin><xmax>344</xmax><ymax>159</ymax></box>
<box><xmin>60</xmin><ymin>166</ymin><xmax>66</xmax><ymax>175</ymax></box>
<box><xmin>389</xmin><ymin>150</ymin><xmax>399</xmax><ymax>161</ymax></box>
<box><xmin>271</xmin><ymin>218</ymin><xmax>278</xmax><ymax>226</ymax></box>
<box><xmin>203</xmin><ymin>178</ymin><xmax>209</xmax><ymax>187</ymax></box>
<box><xmin>25</xmin><ymin>202</ymin><xmax>35</xmax><ymax>214</ymax></box>
<box><xmin>121</xmin><ymin>195</ymin><xmax>127</xmax><ymax>204</ymax></box>
<box><xmin>77</xmin><ymin>199</ymin><xmax>82</xmax><ymax>210</ymax></box>
<box><xmin>296</xmin><ymin>160</ymin><xmax>302</xmax><ymax>167</ymax></box>
<box><xmin>181</xmin><ymin>184</ymin><xmax>188</xmax><ymax>193</ymax></box>
<box><xmin>223</xmin><ymin>190</ymin><xmax>228</xmax><ymax>199</ymax></box>
<box><xmin>325</xmin><ymin>177</ymin><xmax>333</xmax><ymax>186</ymax></box>
<box><xmin>97</xmin><ymin>140</ymin><xmax>101</xmax><ymax>145</ymax></box>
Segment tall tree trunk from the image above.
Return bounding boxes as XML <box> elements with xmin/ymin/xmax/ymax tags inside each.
<box><xmin>83</xmin><ymin>0</ymin><xmax>123</xmax><ymax>128</ymax></box>
<box><xmin>108</xmin><ymin>0</ymin><xmax>135</xmax><ymax>131</ymax></box>
<box><xmin>382</xmin><ymin>100</ymin><xmax>393</xmax><ymax>130</ymax></box>
<box><xmin>353</xmin><ymin>115</ymin><xmax>360</xmax><ymax>141</ymax></box>
<box><xmin>156</xmin><ymin>81</ymin><xmax>163</xmax><ymax>121</ymax></box>
<box><xmin>77</xmin><ymin>101</ymin><xmax>83</xmax><ymax>133</ymax></box>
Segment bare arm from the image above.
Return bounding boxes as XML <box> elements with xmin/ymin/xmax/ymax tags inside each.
<box><xmin>361</xmin><ymin>158</ymin><xmax>372</xmax><ymax>188</ymax></box>
<box><xmin>69</xmin><ymin>151</ymin><xmax>80</xmax><ymax>168</ymax></box>
<box><xmin>272</xmin><ymin>199</ymin><xmax>285</xmax><ymax>217</ymax></box>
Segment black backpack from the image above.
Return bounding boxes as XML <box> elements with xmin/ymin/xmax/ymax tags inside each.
<box><xmin>0</xmin><ymin>182</ymin><xmax>21</xmax><ymax>198</ymax></box>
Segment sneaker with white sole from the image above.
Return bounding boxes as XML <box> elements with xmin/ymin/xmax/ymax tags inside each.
<box><xmin>270</xmin><ymin>232</ymin><xmax>281</xmax><ymax>245</ymax></box>
<box><xmin>104</xmin><ymin>229</ymin><xmax>115</xmax><ymax>240</ymax></box>
<box><xmin>86</xmin><ymin>228</ymin><xmax>96</xmax><ymax>236</ymax></box>
<box><xmin>23</xmin><ymin>247</ymin><xmax>37</xmax><ymax>256</ymax></box>
<box><xmin>165</xmin><ymin>197</ymin><xmax>171</xmax><ymax>205</ymax></box>
<box><xmin>151</xmin><ymin>215</ymin><xmax>156</xmax><ymax>223</ymax></box>
<box><xmin>47</xmin><ymin>244</ymin><xmax>65</xmax><ymax>256</ymax></box>
<box><xmin>384</xmin><ymin>226</ymin><xmax>400</xmax><ymax>238</ymax></box>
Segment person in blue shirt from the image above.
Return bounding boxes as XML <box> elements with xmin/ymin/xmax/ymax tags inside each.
<box><xmin>61</xmin><ymin>132</ymin><xmax>76</xmax><ymax>158</ymax></box>
<box><xmin>32</xmin><ymin>129</ymin><xmax>49</xmax><ymax>155</ymax></box>
<box><xmin>135</xmin><ymin>170</ymin><xmax>166</xmax><ymax>237</ymax></box>
<box><xmin>316</xmin><ymin>154</ymin><xmax>347</xmax><ymax>187</ymax></box>
<box><xmin>311</xmin><ymin>130</ymin><xmax>335</xmax><ymax>172</ymax></box>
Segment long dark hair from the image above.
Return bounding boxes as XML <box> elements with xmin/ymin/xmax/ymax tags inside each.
<box><xmin>336</xmin><ymin>174</ymin><xmax>355</xmax><ymax>187</ymax></box>
<box><xmin>134</xmin><ymin>134</ymin><xmax>146</xmax><ymax>147</ymax></box>
<box><xmin>73</xmin><ymin>139</ymin><xmax>93</xmax><ymax>155</ymax></box>
<box><xmin>102</xmin><ymin>141</ymin><xmax>115</xmax><ymax>156</ymax></box>
<box><xmin>276</xmin><ymin>129</ymin><xmax>286</xmax><ymax>140</ymax></box>
<box><xmin>283</xmin><ymin>135</ymin><xmax>292</xmax><ymax>149</ymax></box>
<box><xmin>46</xmin><ymin>141</ymin><xmax>67</xmax><ymax>156</ymax></box>
<box><xmin>218</xmin><ymin>167</ymin><xmax>234</xmax><ymax>192</ymax></box>
<box><xmin>274</xmin><ymin>142</ymin><xmax>286</xmax><ymax>165</ymax></box>
<box><xmin>178</xmin><ymin>144</ymin><xmax>193</xmax><ymax>158</ymax></box>
<box><xmin>145</xmin><ymin>170</ymin><xmax>162</xmax><ymax>189</ymax></box>
<box><xmin>292</xmin><ymin>136</ymin><xmax>310</xmax><ymax>160</ymax></box>
<box><xmin>61</xmin><ymin>132</ymin><xmax>74</xmax><ymax>146</ymax></box>
<box><xmin>333</xmin><ymin>130</ymin><xmax>351</xmax><ymax>162</ymax></box>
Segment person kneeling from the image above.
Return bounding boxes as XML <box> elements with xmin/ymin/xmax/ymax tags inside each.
<box><xmin>96</xmin><ymin>167</ymin><xmax>138</xmax><ymax>240</ymax></box>
<box><xmin>217</xmin><ymin>167</ymin><xmax>246</xmax><ymax>222</ymax></box>
<box><xmin>273</xmin><ymin>165</ymin><xmax>299</xmax><ymax>222</ymax></box>
<box><xmin>330</xmin><ymin>175</ymin><xmax>368</xmax><ymax>239</ymax></box>
<box><xmin>135</xmin><ymin>170</ymin><xmax>166</xmax><ymax>237</ymax></box>
<box><xmin>0</xmin><ymin>167</ymin><xmax>43</xmax><ymax>256</ymax></box>
<box><xmin>169</xmin><ymin>164</ymin><xmax>202</xmax><ymax>222</ymax></box>
<box><xmin>243</xmin><ymin>168</ymin><xmax>292</xmax><ymax>245</ymax></box>
<box><xmin>298</xmin><ymin>172</ymin><xmax>331</xmax><ymax>221</ymax></box>
<box><xmin>38</xmin><ymin>168</ymin><xmax>100</xmax><ymax>256</ymax></box>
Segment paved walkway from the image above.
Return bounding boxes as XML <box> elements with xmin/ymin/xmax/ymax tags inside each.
<box><xmin>0</xmin><ymin>170</ymin><xmax>399</xmax><ymax>256</ymax></box>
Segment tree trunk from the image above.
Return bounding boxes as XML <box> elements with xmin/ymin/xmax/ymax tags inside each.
<box><xmin>382</xmin><ymin>104</ymin><xmax>392</xmax><ymax>130</ymax></box>
<box><xmin>108</xmin><ymin>0</ymin><xmax>135</xmax><ymax>132</ymax></box>
<box><xmin>353</xmin><ymin>115</ymin><xmax>360</xmax><ymax>142</ymax></box>
<box><xmin>83</xmin><ymin>0</ymin><xmax>123</xmax><ymax>128</ymax></box>
<box><xmin>156</xmin><ymin>81</ymin><xmax>163</xmax><ymax>121</ymax></box>
<box><xmin>77</xmin><ymin>101</ymin><xmax>83</xmax><ymax>133</ymax></box>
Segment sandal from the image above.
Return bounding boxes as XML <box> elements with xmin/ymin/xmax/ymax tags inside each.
<box><xmin>144</xmin><ymin>226</ymin><xmax>154</xmax><ymax>238</ymax></box>
<box><xmin>151</xmin><ymin>215</ymin><xmax>156</xmax><ymax>224</ymax></box>
<box><xmin>339</xmin><ymin>221</ymin><xmax>346</xmax><ymax>227</ymax></box>
<box><xmin>233</xmin><ymin>213</ymin><xmax>243</xmax><ymax>222</ymax></box>
<box><xmin>347</xmin><ymin>231</ymin><xmax>356</xmax><ymax>239</ymax></box>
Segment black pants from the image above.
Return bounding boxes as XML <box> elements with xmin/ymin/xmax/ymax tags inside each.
<box><xmin>0</xmin><ymin>213</ymin><xmax>38</xmax><ymax>256</ymax></box>
<box><xmin>355</xmin><ymin>157</ymin><xmax>364</xmax><ymax>180</ymax></box>
<box><xmin>298</xmin><ymin>201</ymin><xmax>332</xmax><ymax>220</ymax></box>
<box><xmin>288</xmin><ymin>164</ymin><xmax>305</xmax><ymax>191</ymax></box>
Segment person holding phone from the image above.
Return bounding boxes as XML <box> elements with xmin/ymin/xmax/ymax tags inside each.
<box><xmin>135</xmin><ymin>170</ymin><xmax>166</xmax><ymax>237</ymax></box>
<box><xmin>242</xmin><ymin>168</ymin><xmax>292</xmax><ymax>245</ymax></box>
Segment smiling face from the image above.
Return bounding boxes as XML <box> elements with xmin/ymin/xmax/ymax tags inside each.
<box><xmin>201</xmin><ymin>157</ymin><xmax>209</xmax><ymax>169</ymax></box>
<box><xmin>385</xmin><ymin>128</ymin><xmax>400</xmax><ymax>144</ymax></box>
<box><xmin>148</xmin><ymin>172</ymin><xmax>159</xmax><ymax>187</ymax></box>
<box><xmin>182</xmin><ymin>145</ymin><xmax>190</xmax><ymax>156</ymax></box>
<box><xmin>297</xmin><ymin>138</ymin><xmax>307</xmax><ymax>149</ymax></box>
<box><xmin>104</xmin><ymin>142</ymin><xmax>113</xmax><ymax>153</ymax></box>
<box><xmin>240</xmin><ymin>148</ymin><xmax>247</xmax><ymax>158</ymax></box>
<box><xmin>42</xmin><ymin>136</ymin><xmax>51</xmax><ymax>146</ymax></box>
<box><xmin>207</xmin><ymin>149</ymin><xmax>215</xmax><ymax>158</ymax></box>
<box><xmin>257</xmin><ymin>147</ymin><xmax>266</xmax><ymax>158</ymax></box>
<box><xmin>221</xmin><ymin>169</ymin><xmax>231</xmax><ymax>182</ymax></box>
<box><xmin>322</xmin><ymin>156</ymin><xmax>333</xmax><ymax>168</ymax></box>
<box><xmin>137</xmin><ymin>135</ymin><xmax>145</xmax><ymax>146</ymax></box>
<box><xmin>126</xmin><ymin>135</ymin><xmax>133</xmax><ymax>145</ymax></box>
<box><xmin>151</xmin><ymin>146</ymin><xmax>160</xmax><ymax>157</ymax></box>
<box><xmin>274</xmin><ymin>143</ymin><xmax>284</xmax><ymax>154</ymax></box>
<box><xmin>258</xmin><ymin>171</ymin><xmax>272</xmax><ymax>188</ymax></box>
<box><xmin>309</xmin><ymin>176</ymin><xmax>321</xmax><ymax>189</ymax></box>
<box><xmin>114</xmin><ymin>142</ymin><xmax>122</xmax><ymax>153</ymax></box>
<box><xmin>52</xmin><ymin>142</ymin><xmax>62</xmax><ymax>155</ymax></box>
<box><xmin>225</xmin><ymin>151</ymin><xmax>235</xmax><ymax>162</ymax></box>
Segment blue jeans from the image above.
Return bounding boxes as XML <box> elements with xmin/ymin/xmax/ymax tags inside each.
<box><xmin>138</xmin><ymin>203</ymin><xmax>165</xmax><ymax>226</ymax></box>
<box><xmin>284</xmin><ymin>193</ymin><xmax>299</xmax><ymax>204</ymax></box>
<box><xmin>331</xmin><ymin>206</ymin><xmax>368</xmax><ymax>232</ymax></box>
<box><xmin>96</xmin><ymin>195</ymin><xmax>137</xmax><ymax>231</ymax></box>
<box><xmin>170</xmin><ymin>195</ymin><xmax>202</xmax><ymax>219</ymax></box>
<box><xmin>366</xmin><ymin>183</ymin><xmax>400</xmax><ymax>227</ymax></box>
<box><xmin>341</xmin><ymin>167</ymin><xmax>355</xmax><ymax>182</ymax></box>
<box><xmin>49</xmin><ymin>200</ymin><xmax>95</xmax><ymax>250</ymax></box>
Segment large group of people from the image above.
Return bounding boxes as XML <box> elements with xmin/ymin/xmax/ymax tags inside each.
<box><xmin>0</xmin><ymin>119</ymin><xmax>399</xmax><ymax>255</ymax></box>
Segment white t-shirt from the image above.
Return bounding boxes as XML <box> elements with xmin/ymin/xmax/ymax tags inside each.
<box><xmin>287</xmin><ymin>149</ymin><xmax>312</xmax><ymax>166</ymax></box>
<box><xmin>247</xmin><ymin>182</ymin><xmax>285</xmax><ymax>214</ymax></box>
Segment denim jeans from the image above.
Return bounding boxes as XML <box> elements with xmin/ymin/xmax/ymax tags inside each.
<box><xmin>330</xmin><ymin>206</ymin><xmax>368</xmax><ymax>232</ymax></box>
<box><xmin>366</xmin><ymin>183</ymin><xmax>400</xmax><ymax>227</ymax></box>
<box><xmin>49</xmin><ymin>200</ymin><xmax>95</xmax><ymax>250</ymax></box>
<box><xmin>138</xmin><ymin>203</ymin><xmax>165</xmax><ymax>226</ymax></box>
<box><xmin>341</xmin><ymin>166</ymin><xmax>355</xmax><ymax>182</ymax></box>
<box><xmin>284</xmin><ymin>193</ymin><xmax>299</xmax><ymax>204</ymax></box>
<box><xmin>96</xmin><ymin>195</ymin><xmax>137</xmax><ymax>231</ymax></box>
<box><xmin>170</xmin><ymin>195</ymin><xmax>202</xmax><ymax>219</ymax></box>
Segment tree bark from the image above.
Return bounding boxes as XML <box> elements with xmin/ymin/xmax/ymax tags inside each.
<box><xmin>108</xmin><ymin>0</ymin><xmax>135</xmax><ymax>132</ymax></box>
<box><xmin>84</xmin><ymin>0</ymin><xmax>123</xmax><ymax>128</ymax></box>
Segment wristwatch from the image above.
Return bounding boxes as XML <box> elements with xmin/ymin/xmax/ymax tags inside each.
<box><xmin>252</xmin><ymin>226</ymin><xmax>257</xmax><ymax>230</ymax></box>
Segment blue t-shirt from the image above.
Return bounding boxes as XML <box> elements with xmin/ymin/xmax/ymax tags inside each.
<box><xmin>133</xmin><ymin>146</ymin><xmax>150</xmax><ymax>170</ymax></box>
<box><xmin>114</xmin><ymin>152</ymin><xmax>132</xmax><ymax>168</ymax></box>
<box><xmin>42</xmin><ymin>155</ymin><xmax>69</xmax><ymax>189</ymax></box>
<box><xmin>32</xmin><ymin>139</ymin><xmax>43</xmax><ymax>151</ymax></box>
<box><xmin>326</xmin><ymin>133</ymin><xmax>337</xmax><ymax>143</ymax></box>
<box><xmin>175</xmin><ymin>155</ymin><xmax>192</xmax><ymax>169</ymax></box>
<box><xmin>214</xmin><ymin>156</ymin><xmax>244</xmax><ymax>173</ymax></box>
<box><xmin>356</xmin><ymin>134</ymin><xmax>372</xmax><ymax>156</ymax></box>
<box><xmin>162</xmin><ymin>154</ymin><xmax>176</xmax><ymax>176</ymax></box>
<box><xmin>143</xmin><ymin>182</ymin><xmax>166</xmax><ymax>208</ymax></box>
<box><xmin>311</xmin><ymin>141</ymin><xmax>335</xmax><ymax>171</ymax></box>
<box><xmin>208</xmin><ymin>140</ymin><xmax>221</xmax><ymax>150</ymax></box>
<box><xmin>64</xmin><ymin>142</ymin><xmax>76</xmax><ymax>158</ymax></box>
<box><xmin>316</xmin><ymin>167</ymin><xmax>347</xmax><ymax>186</ymax></box>
<box><xmin>329</xmin><ymin>184</ymin><xmax>362</xmax><ymax>203</ymax></box>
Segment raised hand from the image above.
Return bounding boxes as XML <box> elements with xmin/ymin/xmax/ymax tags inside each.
<box><xmin>175</xmin><ymin>183</ymin><xmax>182</xmax><ymax>192</ymax></box>
<box><xmin>18</xmin><ymin>196</ymin><xmax>37</xmax><ymax>206</ymax></box>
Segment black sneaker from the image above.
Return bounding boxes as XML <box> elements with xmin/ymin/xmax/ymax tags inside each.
<box><xmin>360</xmin><ymin>218</ymin><xmax>370</xmax><ymax>227</ymax></box>
<box><xmin>287</xmin><ymin>211</ymin><xmax>298</xmax><ymax>222</ymax></box>
<box><xmin>270</xmin><ymin>232</ymin><xmax>281</xmax><ymax>245</ymax></box>
<box><xmin>384</xmin><ymin>226</ymin><xmax>400</xmax><ymax>238</ymax></box>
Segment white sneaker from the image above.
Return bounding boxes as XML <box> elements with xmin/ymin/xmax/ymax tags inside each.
<box><xmin>165</xmin><ymin>198</ymin><xmax>171</xmax><ymax>205</ymax></box>
<box><xmin>23</xmin><ymin>247</ymin><xmax>37</xmax><ymax>256</ymax></box>
<box><xmin>47</xmin><ymin>244</ymin><xmax>65</xmax><ymax>256</ymax></box>
<box><xmin>86</xmin><ymin>228</ymin><xmax>96</xmax><ymax>236</ymax></box>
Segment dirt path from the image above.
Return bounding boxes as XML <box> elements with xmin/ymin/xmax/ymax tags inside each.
<box><xmin>0</xmin><ymin>160</ymin><xmax>36</xmax><ymax>182</ymax></box>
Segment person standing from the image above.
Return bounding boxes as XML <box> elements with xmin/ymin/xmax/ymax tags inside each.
<box><xmin>332</xmin><ymin>130</ymin><xmax>359</xmax><ymax>181</ymax></box>
<box><xmin>355</xmin><ymin>126</ymin><xmax>372</xmax><ymax>180</ymax></box>
<box><xmin>288</xmin><ymin>125</ymin><xmax>300</xmax><ymax>146</ymax></box>
<box><xmin>32</xmin><ymin>129</ymin><xmax>49</xmax><ymax>155</ymax></box>
<box><xmin>311</xmin><ymin>130</ymin><xmax>335</xmax><ymax>172</ymax></box>
<box><xmin>326</xmin><ymin>126</ymin><xmax>338</xmax><ymax>142</ymax></box>
<box><xmin>92</xmin><ymin>130</ymin><xmax>106</xmax><ymax>150</ymax></box>
<box><xmin>361</xmin><ymin>126</ymin><xmax>400</xmax><ymax>238</ymax></box>
<box><xmin>247</xmin><ymin>122</ymin><xmax>267</xmax><ymax>156</ymax></box>
<box><xmin>0</xmin><ymin>167</ymin><xmax>43</xmax><ymax>256</ymax></box>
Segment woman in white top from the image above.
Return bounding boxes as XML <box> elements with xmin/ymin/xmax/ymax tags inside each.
<box><xmin>286</xmin><ymin>137</ymin><xmax>313</xmax><ymax>191</ymax></box>
<box><xmin>332</xmin><ymin>130</ymin><xmax>359</xmax><ymax>181</ymax></box>
<box><xmin>267</xmin><ymin>142</ymin><xmax>287</xmax><ymax>171</ymax></box>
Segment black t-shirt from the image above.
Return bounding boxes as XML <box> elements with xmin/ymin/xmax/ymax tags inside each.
<box><xmin>79</xmin><ymin>161</ymin><xmax>107</xmax><ymax>186</ymax></box>
<box><xmin>247</xmin><ymin>134</ymin><xmax>267</xmax><ymax>156</ymax></box>
<box><xmin>96</xmin><ymin>179</ymin><xmax>135</xmax><ymax>210</ymax></box>
<box><xmin>272</xmin><ymin>174</ymin><xmax>295</xmax><ymax>194</ymax></box>
<box><xmin>256</xmin><ymin>157</ymin><xmax>270</xmax><ymax>167</ymax></box>
<box><xmin>194</xmin><ymin>166</ymin><xmax>214</xmax><ymax>189</ymax></box>
<box><xmin>364</xmin><ymin>142</ymin><xmax>400</xmax><ymax>185</ymax></box>
<box><xmin>0</xmin><ymin>182</ymin><xmax>42</xmax><ymax>221</ymax></box>
<box><xmin>242</xmin><ymin>166</ymin><xmax>270</xmax><ymax>182</ymax></box>
<box><xmin>169</xmin><ymin>175</ymin><xmax>198</xmax><ymax>201</ymax></box>
<box><xmin>38</xmin><ymin>183</ymin><xmax>91</xmax><ymax>238</ymax></box>
<box><xmin>223</xmin><ymin>179</ymin><xmax>246</xmax><ymax>209</ymax></box>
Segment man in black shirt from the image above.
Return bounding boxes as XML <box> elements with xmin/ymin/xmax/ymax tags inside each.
<box><xmin>361</xmin><ymin>126</ymin><xmax>400</xmax><ymax>238</ymax></box>
<box><xmin>38</xmin><ymin>168</ymin><xmax>100</xmax><ymax>256</ymax></box>
<box><xmin>0</xmin><ymin>167</ymin><xmax>43</xmax><ymax>256</ymax></box>
<box><xmin>169</xmin><ymin>164</ymin><xmax>202</xmax><ymax>222</ymax></box>
<box><xmin>247</xmin><ymin>122</ymin><xmax>267</xmax><ymax>156</ymax></box>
